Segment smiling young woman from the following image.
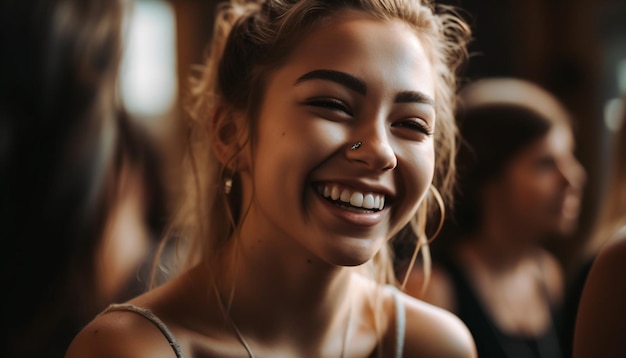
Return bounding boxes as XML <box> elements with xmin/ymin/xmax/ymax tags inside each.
<box><xmin>66</xmin><ymin>0</ymin><xmax>474</xmax><ymax>357</ymax></box>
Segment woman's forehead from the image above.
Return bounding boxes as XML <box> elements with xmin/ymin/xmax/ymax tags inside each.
<box><xmin>270</xmin><ymin>10</ymin><xmax>435</xmax><ymax>99</ymax></box>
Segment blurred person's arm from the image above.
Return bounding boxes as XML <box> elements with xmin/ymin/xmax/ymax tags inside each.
<box><xmin>573</xmin><ymin>229</ymin><xmax>626</xmax><ymax>358</ymax></box>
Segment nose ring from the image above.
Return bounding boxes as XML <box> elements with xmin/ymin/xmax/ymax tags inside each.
<box><xmin>350</xmin><ymin>141</ymin><xmax>362</xmax><ymax>150</ymax></box>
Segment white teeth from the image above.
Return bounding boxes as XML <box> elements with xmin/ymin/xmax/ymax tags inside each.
<box><xmin>363</xmin><ymin>194</ymin><xmax>375</xmax><ymax>209</ymax></box>
<box><xmin>340</xmin><ymin>189</ymin><xmax>351</xmax><ymax>202</ymax></box>
<box><xmin>350</xmin><ymin>192</ymin><xmax>364</xmax><ymax>207</ymax></box>
<box><xmin>318</xmin><ymin>184</ymin><xmax>386</xmax><ymax>210</ymax></box>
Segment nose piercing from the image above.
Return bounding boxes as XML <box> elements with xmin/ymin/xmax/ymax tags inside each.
<box><xmin>350</xmin><ymin>141</ymin><xmax>362</xmax><ymax>150</ymax></box>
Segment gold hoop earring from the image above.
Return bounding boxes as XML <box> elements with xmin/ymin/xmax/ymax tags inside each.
<box><xmin>427</xmin><ymin>184</ymin><xmax>445</xmax><ymax>244</ymax></box>
<box><xmin>399</xmin><ymin>184</ymin><xmax>446</xmax><ymax>292</ymax></box>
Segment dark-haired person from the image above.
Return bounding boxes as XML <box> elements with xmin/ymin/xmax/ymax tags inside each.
<box><xmin>0</xmin><ymin>1</ymin><xmax>167</xmax><ymax>357</ymax></box>
<box><xmin>405</xmin><ymin>78</ymin><xmax>586</xmax><ymax>358</ymax></box>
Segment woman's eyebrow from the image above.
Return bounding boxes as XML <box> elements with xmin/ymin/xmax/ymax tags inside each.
<box><xmin>294</xmin><ymin>69</ymin><xmax>367</xmax><ymax>95</ymax></box>
<box><xmin>294</xmin><ymin>69</ymin><xmax>434</xmax><ymax>107</ymax></box>
<box><xmin>395</xmin><ymin>90</ymin><xmax>434</xmax><ymax>107</ymax></box>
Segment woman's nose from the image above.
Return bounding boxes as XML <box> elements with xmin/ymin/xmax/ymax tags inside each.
<box><xmin>560</xmin><ymin>157</ymin><xmax>587</xmax><ymax>190</ymax></box>
<box><xmin>345</xmin><ymin>125</ymin><xmax>398</xmax><ymax>172</ymax></box>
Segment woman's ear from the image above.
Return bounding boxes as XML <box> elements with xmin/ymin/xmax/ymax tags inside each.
<box><xmin>211</xmin><ymin>103</ymin><xmax>249</xmax><ymax>171</ymax></box>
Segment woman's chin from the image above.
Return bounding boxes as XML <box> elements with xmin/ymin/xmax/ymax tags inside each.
<box><xmin>323</xmin><ymin>242</ymin><xmax>382</xmax><ymax>268</ymax></box>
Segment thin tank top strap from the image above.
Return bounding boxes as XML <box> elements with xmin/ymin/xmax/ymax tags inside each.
<box><xmin>100</xmin><ymin>303</ymin><xmax>185</xmax><ymax>358</ymax></box>
<box><xmin>392</xmin><ymin>286</ymin><xmax>406</xmax><ymax>358</ymax></box>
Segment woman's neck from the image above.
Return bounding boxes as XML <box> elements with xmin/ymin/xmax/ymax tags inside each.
<box><xmin>461</xmin><ymin>223</ymin><xmax>539</xmax><ymax>273</ymax></box>
<box><xmin>208</xmin><ymin>229</ymin><xmax>355</xmax><ymax>345</ymax></box>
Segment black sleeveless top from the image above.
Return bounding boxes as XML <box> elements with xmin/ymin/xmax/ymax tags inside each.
<box><xmin>438</xmin><ymin>256</ymin><xmax>563</xmax><ymax>358</ymax></box>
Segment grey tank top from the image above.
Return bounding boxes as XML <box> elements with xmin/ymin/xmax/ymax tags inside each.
<box><xmin>101</xmin><ymin>286</ymin><xmax>406</xmax><ymax>358</ymax></box>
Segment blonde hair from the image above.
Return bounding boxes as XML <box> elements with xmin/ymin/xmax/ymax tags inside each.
<box><xmin>152</xmin><ymin>0</ymin><xmax>470</xmax><ymax>288</ymax></box>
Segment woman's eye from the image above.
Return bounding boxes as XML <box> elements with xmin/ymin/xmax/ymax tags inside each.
<box><xmin>536</xmin><ymin>156</ymin><xmax>557</xmax><ymax>170</ymax></box>
<box><xmin>393</xmin><ymin>119</ymin><xmax>433</xmax><ymax>136</ymax></box>
<box><xmin>305</xmin><ymin>98</ymin><xmax>353</xmax><ymax>116</ymax></box>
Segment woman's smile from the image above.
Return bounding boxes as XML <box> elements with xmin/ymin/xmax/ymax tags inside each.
<box><xmin>311</xmin><ymin>181</ymin><xmax>392</xmax><ymax>227</ymax></box>
<box><xmin>314</xmin><ymin>182</ymin><xmax>389</xmax><ymax>211</ymax></box>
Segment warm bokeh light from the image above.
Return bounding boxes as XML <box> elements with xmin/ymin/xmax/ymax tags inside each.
<box><xmin>120</xmin><ymin>0</ymin><xmax>177</xmax><ymax>119</ymax></box>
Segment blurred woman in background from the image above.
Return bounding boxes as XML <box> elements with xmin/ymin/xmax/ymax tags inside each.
<box><xmin>404</xmin><ymin>78</ymin><xmax>586</xmax><ymax>358</ymax></box>
<box><xmin>0</xmin><ymin>0</ymin><xmax>168</xmax><ymax>357</ymax></box>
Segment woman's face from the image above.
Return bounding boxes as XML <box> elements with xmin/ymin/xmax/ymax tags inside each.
<box><xmin>239</xmin><ymin>11</ymin><xmax>436</xmax><ymax>266</ymax></box>
<box><xmin>489</xmin><ymin>124</ymin><xmax>586</xmax><ymax>237</ymax></box>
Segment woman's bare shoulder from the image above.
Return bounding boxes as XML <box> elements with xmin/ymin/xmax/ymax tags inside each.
<box><xmin>65</xmin><ymin>305</ymin><xmax>180</xmax><ymax>358</ymax></box>
<box><xmin>64</xmin><ymin>278</ymin><xmax>192</xmax><ymax>358</ymax></box>
<box><xmin>399</xmin><ymin>290</ymin><xmax>476</xmax><ymax>358</ymax></box>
